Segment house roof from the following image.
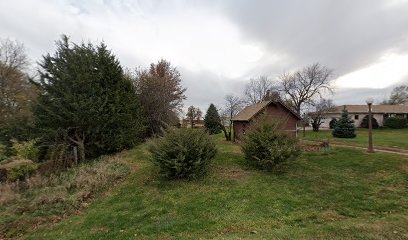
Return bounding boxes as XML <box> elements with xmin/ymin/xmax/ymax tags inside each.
<box><xmin>232</xmin><ymin>100</ymin><xmax>301</xmax><ymax>121</ymax></box>
<box><xmin>331</xmin><ymin>105</ymin><xmax>408</xmax><ymax>114</ymax></box>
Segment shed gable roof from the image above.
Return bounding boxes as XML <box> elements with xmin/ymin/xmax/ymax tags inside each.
<box><xmin>232</xmin><ymin>100</ymin><xmax>301</xmax><ymax>121</ymax></box>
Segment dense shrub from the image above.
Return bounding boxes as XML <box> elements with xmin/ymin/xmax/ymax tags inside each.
<box><xmin>360</xmin><ymin>115</ymin><xmax>379</xmax><ymax>129</ymax></box>
<box><xmin>240</xmin><ymin>116</ymin><xmax>301</xmax><ymax>171</ymax></box>
<box><xmin>332</xmin><ymin>110</ymin><xmax>356</xmax><ymax>138</ymax></box>
<box><xmin>0</xmin><ymin>159</ymin><xmax>37</xmax><ymax>182</ymax></box>
<box><xmin>0</xmin><ymin>144</ymin><xmax>6</xmax><ymax>162</ymax></box>
<box><xmin>384</xmin><ymin>117</ymin><xmax>408</xmax><ymax>129</ymax></box>
<box><xmin>329</xmin><ymin>118</ymin><xmax>338</xmax><ymax>129</ymax></box>
<box><xmin>0</xmin><ymin>116</ymin><xmax>36</xmax><ymax>156</ymax></box>
<box><xmin>0</xmin><ymin>168</ymin><xmax>7</xmax><ymax>182</ymax></box>
<box><xmin>11</xmin><ymin>139</ymin><xmax>40</xmax><ymax>162</ymax></box>
<box><xmin>148</xmin><ymin>128</ymin><xmax>217</xmax><ymax>179</ymax></box>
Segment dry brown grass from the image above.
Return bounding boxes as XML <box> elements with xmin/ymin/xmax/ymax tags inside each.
<box><xmin>218</xmin><ymin>166</ymin><xmax>251</xmax><ymax>181</ymax></box>
<box><xmin>0</xmin><ymin>153</ymin><xmax>131</xmax><ymax>239</ymax></box>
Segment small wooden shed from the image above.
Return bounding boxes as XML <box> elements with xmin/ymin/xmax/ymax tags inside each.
<box><xmin>232</xmin><ymin>100</ymin><xmax>301</xmax><ymax>141</ymax></box>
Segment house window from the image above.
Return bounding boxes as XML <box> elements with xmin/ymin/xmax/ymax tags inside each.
<box><xmin>354</xmin><ymin>115</ymin><xmax>359</xmax><ymax>120</ymax></box>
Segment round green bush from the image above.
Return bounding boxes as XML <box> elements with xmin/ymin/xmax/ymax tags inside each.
<box><xmin>360</xmin><ymin>115</ymin><xmax>379</xmax><ymax>129</ymax></box>
<box><xmin>384</xmin><ymin>117</ymin><xmax>408</xmax><ymax>129</ymax></box>
<box><xmin>240</xmin><ymin>116</ymin><xmax>301</xmax><ymax>171</ymax></box>
<box><xmin>148</xmin><ymin>128</ymin><xmax>217</xmax><ymax>179</ymax></box>
<box><xmin>329</xmin><ymin>118</ymin><xmax>338</xmax><ymax>129</ymax></box>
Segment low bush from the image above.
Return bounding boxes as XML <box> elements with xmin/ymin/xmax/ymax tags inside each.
<box><xmin>0</xmin><ymin>144</ymin><xmax>7</xmax><ymax>162</ymax></box>
<box><xmin>0</xmin><ymin>168</ymin><xmax>7</xmax><ymax>182</ymax></box>
<box><xmin>11</xmin><ymin>139</ymin><xmax>40</xmax><ymax>162</ymax></box>
<box><xmin>384</xmin><ymin>117</ymin><xmax>408</xmax><ymax>129</ymax></box>
<box><xmin>148</xmin><ymin>128</ymin><xmax>217</xmax><ymax>179</ymax></box>
<box><xmin>0</xmin><ymin>116</ymin><xmax>37</xmax><ymax>156</ymax></box>
<box><xmin>240</xmin><ymin>115</ymin><xmax>301</xmax><ymax>171</ymax></box>
<box><xmin>0</xmin><ymin>159</ymin><xmax>37</xmax><ymax>182</ymax></box>
<box><xmin>360</xmin><ymin>115</ymin><xmax>379</xmax><ymax>129</ymax></box>
<box><xmin>329</xmin><ymin>118</ymin><xmax>338</xmax><ymax>129</ymax></box>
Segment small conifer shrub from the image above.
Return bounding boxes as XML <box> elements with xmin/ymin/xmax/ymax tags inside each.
<box><xmin>332</xmin><ymin>110</ymin><xmax>356</xmax><ymax>138</ymax></box>
<box><xmin>240</xmin><ymin>115</ymin><xmax>301</xmax><ymax>171</ymax></box>
<box><xmin>148</xmin><ymin>128</ymin><xmax>217</xmax><ymax>179</ymax></box>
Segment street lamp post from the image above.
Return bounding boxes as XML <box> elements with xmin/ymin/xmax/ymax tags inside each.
<box><xmin>366</xmin><ymin>97</ymin><xmax>374</xmax><ymax>153</ymax></box>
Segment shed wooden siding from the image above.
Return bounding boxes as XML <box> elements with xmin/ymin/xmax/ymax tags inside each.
<box><xmin>233</xmin><ymin>102</ymin><xmax>299</xmax><ymax>142</ymax></box>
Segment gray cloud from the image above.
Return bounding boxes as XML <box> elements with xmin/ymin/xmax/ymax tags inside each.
<box><xmin>220</xmin><ymin>0</ymin><xmax>408</xmax><ymax>75</ymax></box>
<box><xmin>1</xmin><ymin>0</ymin><xmax>408</xmax><ymax>111</ymax></box>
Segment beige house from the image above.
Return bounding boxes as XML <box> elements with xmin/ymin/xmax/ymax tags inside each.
<box><xmin>320</xmin><ymin>105</ymin><xmax>408</xmax><ymax>128</ymax></box>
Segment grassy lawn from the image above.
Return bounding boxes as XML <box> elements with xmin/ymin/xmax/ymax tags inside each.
<box><xmin>23</xmin><ymin>134</ymin><xmax>408</xmax><ymax>239</ymax></box>
<box><xmin>302</xmin><ymin>128</ymin><xmax>408</xmax><ymax>150</ymax></box>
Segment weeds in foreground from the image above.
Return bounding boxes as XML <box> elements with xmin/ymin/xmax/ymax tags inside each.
<box><xmin>0</xmin><ymin>154</ymin><xmax>130</xmax><ymax>238</ymax></box>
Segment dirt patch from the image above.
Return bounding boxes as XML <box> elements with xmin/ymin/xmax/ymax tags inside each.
<box><xmin>219</xmin><ymin>166</ymin><xmax>250</xmax><ymax>181</ymax></box>
<box><xmin>319</xmin><ymin>210</ymin><xmax>346</xmax><ymax>221</ymax></box>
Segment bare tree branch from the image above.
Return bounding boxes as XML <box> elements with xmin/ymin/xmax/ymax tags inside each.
<box><xmin>244</xmin><ymin>76</ymin><xmax>280</xmax><ymax>105</ymax></box>
<box><xmin>279</xmin><ymin>63</ymin><xmax>334</xmax><ymax>115</ymax></box>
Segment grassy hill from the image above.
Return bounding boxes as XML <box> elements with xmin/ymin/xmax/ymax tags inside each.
<box><xmin>9</xmin><ymin>134</ymin><xmax>408</xmax><ymax>239</ymax></box>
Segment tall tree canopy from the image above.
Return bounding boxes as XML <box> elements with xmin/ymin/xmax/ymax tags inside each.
<box><xmin>133</xmin><ymin>59</ymin><xmax>186</xmax><ymax>135</ymax></box>
<box><xmin>204</xmin><ymin>104</ymin><xmax>222</xmax><ymax>134</ymax></box>
<box><xmin>279</xmin><ymin>63</ymin><xmax>333</xmax><ymax>115</ymax></box>
<box><xmin>186</xmin><ymin>106</ymin><xmax>202</xmax><ymax>128</ymax></box>
<box><xmin>34</xmin><ymin>35</ymin><xmax>145</xmax><ymax>162</ymax></box>
<box><xmin>0</xmin><ymin>38</ymin><xmax>37</xmax><ymax>123</ymax></box>
<box><xmin>244</xmin><ymin>76</ymin><xmax>280</xmax><ymax>105</ymax></box>
<box><xmin>382</xmin><ymin>85</ymin><xmax>408</xmax><ymax>105</ymax></box>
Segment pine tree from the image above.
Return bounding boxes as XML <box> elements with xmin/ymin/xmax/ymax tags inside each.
<box><xmin>33</xmin><ymin>35</ymin><xmax>145</xmax><ymax>162</ymax></box>
<box><xmin>204</xmin><ymin>104</ymin><xmax>222</xmax><ymax>134</ymax></box>
<box><xmin>332</xmin><ymin>109</ymin><xmax>356</xmax><ymax>138</ymax></box>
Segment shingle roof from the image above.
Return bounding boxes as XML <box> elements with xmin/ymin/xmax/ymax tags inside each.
<box><xmin>232</xmin><ymin>101</ymin><xmax>271</xmax><ymax>121</ymax></box>
<box><xmin>332</xmin><ymin>105</ymin><xmax>408</xmax><ymax>114</ymax></box>
<box><xmin>232</xmin><ymin>100</ymin><xmax>301</xmax><ymax>121</ymax></box>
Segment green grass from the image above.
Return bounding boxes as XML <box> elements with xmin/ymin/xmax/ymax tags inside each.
<box><xmin>22</xmin><ymin>134</ymin><xmax>408</xmax><ymax>239</ymax></box>
<box><xmin>302</xmin><ymin>128</ymin><xmax>408</xmax><ymax>150</ymax></box>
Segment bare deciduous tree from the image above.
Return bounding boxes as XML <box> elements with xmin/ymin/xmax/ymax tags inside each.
<box><xmin>0</xmin><ymin>38</ymin><xmax>36</xmax><ymax>123</ymax></box>
<box><xmin>186</xmin><ymin>106</ymin><xmax>202</xmax><ymax>128</ymax></box>
<box><xmin>221</xmin><ymin>95</ymin><xmax>244</xmax><ymax>141</ymax></box>
<box><xmin>244</xmin><ymin>76</ymin><xmax>280</xmax><ymax>105</ymax></box>
<box><xmin>279</xmin><ymin>63</ymin><xmax>334</xmax><ymax>115</ymax></box>
<box><xmin>308</xmin><ymin>99</ymin><xmax>336</xmax><ymax>132</ymax></box>
<box><xmin>381</xmin><ymin>85</ymin><xmax>408</xmax><ymax>105</ymax></box>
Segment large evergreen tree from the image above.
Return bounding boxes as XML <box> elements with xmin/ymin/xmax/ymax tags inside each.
<box><xmin>332</xmin><ymin>109</ymin><xmax>356</xmax><ymax>138</ymax></box>
<box><xmin>33</xmin><ymin>36</ymin><xmax>145</xmax><ymax>162</ymax></box>
<box><xmin>204</xmin><ymin>104</ymin><xmax>222</xmax><ymax>134</ymax></box>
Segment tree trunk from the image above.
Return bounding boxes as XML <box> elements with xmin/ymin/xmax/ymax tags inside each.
<box><xmin>219</xmin><ymin>123</ymin><xmax>231</xmax><ymax>141</ymax></box>
<box><xmin>77</xmin><ymin>139</ymin><xmax>86</xmax><ymax>163</ymax></box>
<box><xmin>68</xmin><ymin>131</ymin><xmax>86</xmax><ymax>163</ymax></box>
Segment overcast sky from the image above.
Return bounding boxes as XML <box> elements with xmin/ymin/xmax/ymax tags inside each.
<box><xmin>1</xmin><ymin>0</ymin><xmax>408</xmax><ymax>111</ymax></box>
